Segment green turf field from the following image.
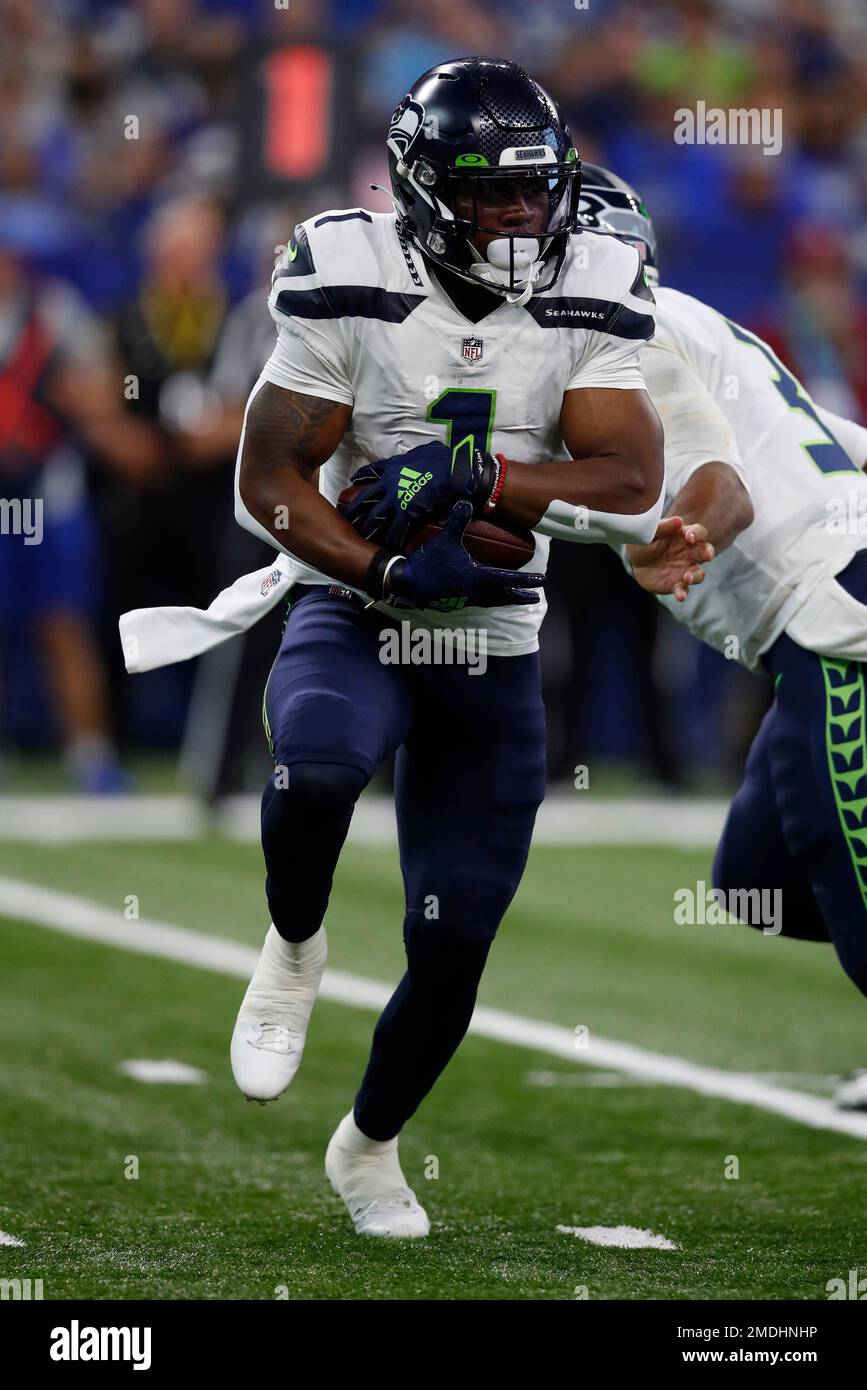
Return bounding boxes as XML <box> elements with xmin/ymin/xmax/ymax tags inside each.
<box><xmin>1</xmin><ymin>835</ymin><xmax>866</xmax><ymax>1300</ymax></box>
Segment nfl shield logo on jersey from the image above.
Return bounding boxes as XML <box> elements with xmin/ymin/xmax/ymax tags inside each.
<box><xmin>461</xmin><ymin>336</ymin><xmax>484</xmax><ymax>363</ymax></box>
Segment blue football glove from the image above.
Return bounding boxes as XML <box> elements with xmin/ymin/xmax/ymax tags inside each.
<box><xmin>367</xmin><ymin>501</ymin><xmax>544</xmax><ymax>612</ymax></box>
<box><xmin>345</xmin><ymin>437</ymin><xmax>499</xmax><ymax>548</ymax></box>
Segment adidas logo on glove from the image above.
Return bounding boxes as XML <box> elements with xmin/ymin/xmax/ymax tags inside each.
<box><xmin>397</xmin><ymin>467</ymin><xmax>434</xmax><ymax>510</ymax></box>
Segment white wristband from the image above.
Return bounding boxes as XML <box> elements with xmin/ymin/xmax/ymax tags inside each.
<box><xmin>537</xmin><ymin>482</ymin><xmax>664</xmax><ymax>547</ymax></box>
<box><xmin>363</xmin><ymin>554</ymin><xmax>405</xmax><ymax>609</ymax></box>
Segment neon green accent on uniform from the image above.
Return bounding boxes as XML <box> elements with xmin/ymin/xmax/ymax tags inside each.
<box><xmin>262</xmin><ymin>656</ymin><xmax>278</xmax><ymax>760</ymax></box>
<box><xmin>286</xmin><ymin>242</ymin><xmax>298</xmax><ymax>261</ymax></box>
<box><xmin>451</xmin><ymin>434</ymin><xmax>474</xmax><ymax>475</ymax></box>
<box><xmin>821</xmin><ymin>656</ymin><xmax>867</xmax><ymax>911</ymax></box>
<box><xmin>455</xmin><ymin>154</ymin><xmax>489</xmax><ymax>167</ymax></box>
<box><xmin>429</xmin><ymin>596</ymin><xmax>468</xmax><ymax>612</ymax></box>
<box><xmin>567</xmin><ymin>147</ymin><xmax>578</xmax><ymax>162</ymax></box>
<box><xmin>774</xmin><ymin>672</ymin><xmax>783</xmax><ymax>691</ymax></box>
<box><xmin>262</xmin><ymin>692</ymin><xmax>274</xmax><ymax>758</ymax></box>
<box><xmin>262</xmin><ymin>596</ymin><xmax>292</xmax><ymax>759</ymax></box>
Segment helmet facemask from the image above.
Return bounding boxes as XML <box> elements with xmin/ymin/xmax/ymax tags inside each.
<box><xmin>399</xmin><ymin>155</ymin><xmax>581</xmax><ymax>306</ymax></box>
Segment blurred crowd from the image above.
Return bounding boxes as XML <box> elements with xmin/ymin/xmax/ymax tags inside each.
<box><xmin>1</xmin><ymin>0</ymin><xmax>866</xmax><ymax>793</ymax></box>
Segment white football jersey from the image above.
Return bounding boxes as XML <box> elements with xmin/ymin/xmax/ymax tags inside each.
<box><xmin>640</xmin><ymin>287</ymin><xmax>867</xmax><ymax>671</ymax></box>
<box><xmin>251</xmin><ymin>208</ymin><xmax>655</xmax><ymax>655</ymax></box>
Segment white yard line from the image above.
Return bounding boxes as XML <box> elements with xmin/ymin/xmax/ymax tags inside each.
<box><xmin>0</xmin><ymin>796</ymin><xmax>207</xmax><ymax>842</ymax></box>
<box><xmin>2</xmin><ymin>875</ymin><xmax>866</xmax><ymax>1142</ymax></box>
<box><xmin>0</xmin><ymin>794</ymin><xmax>727</xmax><ymax>846</ymax></box>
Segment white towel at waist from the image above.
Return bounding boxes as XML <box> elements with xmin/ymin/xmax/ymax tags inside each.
<box><xmin>119</xmin><ymin>553</ymin><xmax>293</xmax><ymax>673</ymax></box>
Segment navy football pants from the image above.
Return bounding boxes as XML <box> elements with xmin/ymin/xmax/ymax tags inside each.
<box><xmin>261</xmin><ymin>587</ymin><xmax>546</xmax><ymax>1139</ymax></box>
<box><xmin>714</xmin><ymin>553</ymin><xmax>867</xmax><ymax>996</ymax></box>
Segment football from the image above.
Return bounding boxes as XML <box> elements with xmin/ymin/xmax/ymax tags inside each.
<box><xmin>337</xmin><ymin>482</ymin><xmax>536</xmax><ymax>571</ymax></box>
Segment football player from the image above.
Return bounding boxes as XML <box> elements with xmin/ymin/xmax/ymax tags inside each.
<box><xmin>578</xmin><ymin>167</ymin><xmax>867</xmax><ymax>1104</ymax></box>
<box><xmin>121</xmin><ymin>62</ymin><xmax>708</xmax><ymax>1236</ymax></box>
<box><xmin>230</xmin><ymin>60</ymin><xmax>700</xmax><ymax>1238</ymax></box>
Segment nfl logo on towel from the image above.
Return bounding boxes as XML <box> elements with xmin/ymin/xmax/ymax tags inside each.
<box><xmin>260</xmin><ymin>567</ymin><xmax>283</xmax><ymax>598</ymax></box>
<box><xmin>461</xmin><ymin>337</ymin><xmax>484</xmax><ymax>363</ymax></box>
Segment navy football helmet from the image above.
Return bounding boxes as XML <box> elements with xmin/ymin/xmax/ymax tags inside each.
<box><xmin>577</xmin><ymin>164</ymin><xmax>659</xmax><ymax>285</ymax></box>
<box><xmin>386</xmin><ymin>57</ymin><xmax>582</xmax><ymax>304</ymax></box>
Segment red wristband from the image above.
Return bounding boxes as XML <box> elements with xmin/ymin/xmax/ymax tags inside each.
<box><xmin>485</xmin><ymin>454</ymin><xmax>508</xmax><ymax>513</ymax></box>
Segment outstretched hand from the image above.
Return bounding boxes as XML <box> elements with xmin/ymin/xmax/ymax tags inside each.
<box><xmin>626</xmin><ymin>516</ymin><xmax>715</xmax><ymax>603</ymax></box>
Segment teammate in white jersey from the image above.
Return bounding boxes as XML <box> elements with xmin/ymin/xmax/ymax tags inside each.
<box><xmin>580</xmin><ymin>167</ymin><xmax>867</xmax><ymax>1101</ymax></box>
<box><xmin>218</xmin><ymin>62</ymin><xmax>720</xmax><ymax>1238</ymax></box>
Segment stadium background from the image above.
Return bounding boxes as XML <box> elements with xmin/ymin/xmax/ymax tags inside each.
<box><xmin>4</xmin><ymin>0</ymin><xmax>867</xmax><ymax>794</ymax></box>
<box><xmin>4</xmin><ymin>0</ymin><xmax>867</xmax><ymax>1306</ymax></box>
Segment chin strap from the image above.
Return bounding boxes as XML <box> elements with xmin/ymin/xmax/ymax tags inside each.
<box><xmin>466</xmin><ymin>237</ymin><xmax>544</xmax><ymax>307</ymax></box>
<box><xmin>467</xmin><ymin>268</ymin><xmax>536</xmax><ymax>307</ymax></box>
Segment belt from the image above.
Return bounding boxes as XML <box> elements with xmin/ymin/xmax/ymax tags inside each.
<box><xmin>288</xmin><ymin>581</ymin><xmax>368</xmax><ymax>609</ymax></box>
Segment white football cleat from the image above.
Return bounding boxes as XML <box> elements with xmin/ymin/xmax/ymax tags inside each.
<box><xmin>230</xmin><ymin>924</ymin><xmax>326</xmax><ymax>1102</ymax></box>
<box><xmin>836</xmin><ymin>1070</ymin><xmax>867</xmax><ymax>1111</ymax></box>
<box><xmin>325</xmin><ymin>1111</ymin><xmax>430</xmax><ymax>1238</ymax></box>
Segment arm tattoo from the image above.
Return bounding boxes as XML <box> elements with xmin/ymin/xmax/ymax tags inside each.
<box><xmin>246</xmin><ymin>382</ymin><xmax>343</xmax><ymax>475</ymax></box>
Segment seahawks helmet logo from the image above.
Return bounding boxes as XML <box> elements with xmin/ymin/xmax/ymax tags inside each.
<box><xmin>577</xmin><ymin>193</ymin><xmax>608</xmax><ymax>221</ymax></box>
<box><xmin>387</xmin><ymin>98</ymin><xmax>426</xmax><ymax>163</ymax></box>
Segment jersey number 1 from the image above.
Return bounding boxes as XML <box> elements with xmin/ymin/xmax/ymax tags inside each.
<box><xmin>426</xmin><ymin>388</ymin><xmax>497</xmax><ymax>457</ymax></box>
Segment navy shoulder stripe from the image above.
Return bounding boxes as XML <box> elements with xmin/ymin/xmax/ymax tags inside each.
<box><xmin>314</xmin><ymin>211</ymin><xmax>373</xmax><ymax>228</ymax></box>
<box><xmin>609</xmin><ymin>305</ymin><xmax>655</xmax><ymax>340</ymax></box>
<box><xmin>525</xmin><ymin>296</ymin><xmax>654</xmax><ymax>339</ymax></box>
<box><xmin>275</xmin><ymin>285</ymin><xmax>425</xmax><ymax>323</ymax></box>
